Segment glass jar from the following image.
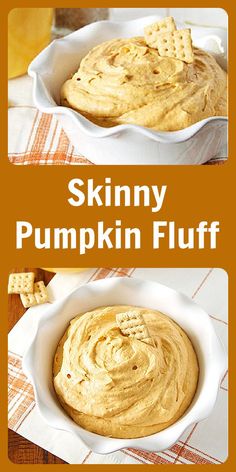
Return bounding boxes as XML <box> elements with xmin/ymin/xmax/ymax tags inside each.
<box><xmin>8</xmin><ymin>8</ymin><xmax>53</xmax><ymax>79</ymax></box>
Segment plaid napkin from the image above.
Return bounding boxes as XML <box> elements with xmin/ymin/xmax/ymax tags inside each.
<box><xmin>8</xmin><ymin>108</ymin><xmax>92</xmax><ymax>165</ymax></box>
<box><xmin>8</xmin><ymin>267</ymin><xmax>228</xmax><ymax>464</ymax></box>
<box><xmin>8</xmin><ymin>76</ymin><xmax>227</xmax><ymax>166</ymax></box>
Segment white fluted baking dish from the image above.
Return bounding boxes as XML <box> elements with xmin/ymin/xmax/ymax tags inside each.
<box><xmin>28</xmin><ymin>16</ymin><xmax>228</xmax><ymax>165</ymax></box>
<box><xmin>23</xmin><ymin>277</ymin><xmax>226</xmax><ymax>454</ymax></box>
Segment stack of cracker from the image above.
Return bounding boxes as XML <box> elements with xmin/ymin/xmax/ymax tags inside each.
<box><xmin>8</xmin><ymin>272</ymin><xmax>49</xmax><ymax>308</ymax></box>
<box><xmin>144</xmin><ymin>16</ymin><xmax>194</xmax><ymax>64</ymax></box>
<box><xmin>116</xmin><ymin>310</ymin><xmax>155</xmax><ymax>347</ymax></box>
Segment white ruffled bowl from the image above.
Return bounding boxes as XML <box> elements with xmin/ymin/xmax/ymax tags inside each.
<box><xmin>28</xmin><ymin>16</ymin><xmax>228</xmax><ymax>165</ymax></box>
<box><xmin>23</xmin><ymin>277</ymin><xmax>227</xmax><ymax>454</ymax></box>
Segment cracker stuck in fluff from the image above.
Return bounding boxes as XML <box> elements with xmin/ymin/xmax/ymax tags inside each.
<box><xmin>20</xmin><ymin>281</ymin><xmax>48</xmax><ymax>308</ymax></box>
<box><xmin>8</xmin><ymin>272</ymin><xmax>35</xmax><ymax>294</ymax></box>
<box><xmin>144</xmin><ymin>17</ymin><xmax>176</xmax><ymax>48</ymax></box>
<box><xmin>145</xmin><ymin>16</ymin><xmax>176</xmax><ymax>39</ymax></box>
<box><xmin>153</xmin><ymin>28</ymin><xmax>194</xmax><ymax>63</ymax></box>
<box><xmin>116</xmin><ymin>310</ymin><xmax>155</xmax><ymax>346</ymax></box>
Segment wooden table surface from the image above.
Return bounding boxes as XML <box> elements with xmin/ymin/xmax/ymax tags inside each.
<box><xmin>8</xmin><ymin>268</ymin><xmax>66</xmax><ymax>464</ymax></box>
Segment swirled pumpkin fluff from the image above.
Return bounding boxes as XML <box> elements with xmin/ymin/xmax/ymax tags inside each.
<box><xmin>60</xmin><ymin>37</ymin><xmax>227</xmax><ymax>131</ymax></box>
<box><xmin>53</xmin><ymin>306</ymin><xmax>199</xmax><ymax>439</ymax></box>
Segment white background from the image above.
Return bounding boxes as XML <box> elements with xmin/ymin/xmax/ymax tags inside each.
<box><xmin>110</xmin><ymin>8</ymin><xmax>228</xmax><ymax>28</ymax></box>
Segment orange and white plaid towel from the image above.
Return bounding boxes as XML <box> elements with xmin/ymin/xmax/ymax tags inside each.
<box><xmin>8</xmin><ymin>76</ymin><xmax>226</xmax><ymax>166</ymax></box>
<box><xmin>8</xmin><ymin>352</ymin><xmax>35</xmax><ymax>431</ymax></box>
<box><xmin>8</xmin><ymin>267</ymin><xmax>228</xmax><ymax>464</ymax></box>
<box><xmin>8</xmin><ymin>108</ymin><xmax>92</xmax><ymax>165</ymax></box>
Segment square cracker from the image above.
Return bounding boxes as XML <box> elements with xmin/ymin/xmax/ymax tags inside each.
<box><xmin>34</xmin><ymin>281</ymin><xmax>48</xmax><ymax>304</ymax></box>
<box><xmin>116</xmin><ymin>311</ymin><xmax>154</xmax><ymax>346</ymax></box>
<box><xmin>154</xmin><ymin>28</ymin><xmax>194</xmax><ymax>63</ymax></box>
<box><xmin>20</xmin><ymin>292</ymin><xmax>37</xmax><ymax>308</ymax></box>
<box><xmin>144</xmin><ymin>17</ymin><xmax>176</xmax><ymax>48</ymax></box>
<box><xmin>8</xmin><ymin>272</ymin><xmax>35</xmax><ymax>294</ymax></box>
<box><xmin>20</xmin><ymin>281</ymin><xmax>48</xmax><ymax>308</ymax></box>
